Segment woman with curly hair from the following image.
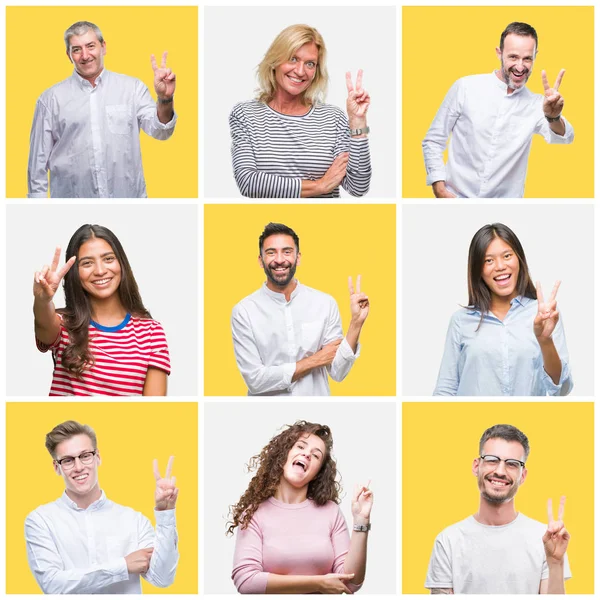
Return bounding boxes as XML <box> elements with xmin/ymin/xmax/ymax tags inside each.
<box><xmin>229</xmin><ymin>421</ymin><xmax>373</xmax><ymax>594</ymax></box>
<box><xmin>33</xmin><ymin>224</ymin><xmax>170</xmax><ymax>396</ymax></box>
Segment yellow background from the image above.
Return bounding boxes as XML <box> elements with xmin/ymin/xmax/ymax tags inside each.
<box><xmin>6</xmin><ymin>402</ymin><xmax>198</xmax><ymax>594</ymax></box>
<box><xmin>6</xmin><ymin>6</ymin><xmax>198</xmax><ymax>198</ymax></box>
<box><xmin>402</xmin><ymin>402</ymin><xmax>594</xmax><ymax>594</ymax></box>
<box><xmin>402</xmin><ymin>6</ymin><xmax>594</xmax><ymax>198</ymax></box>
<box><xmin>204</xmin><ymin>204</ymin><xmax>396</xmax><ymax>396</ymax></box>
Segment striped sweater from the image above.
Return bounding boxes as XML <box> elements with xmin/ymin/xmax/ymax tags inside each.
<box><xmin>230</xmin><ymin>100</ymin><xmax>371</xmax><ymax>198</ymax></box>
<box><xmin>36</xmin><ymin>313</ymin><xmax>170</xmax><ymax>396</ymax></box>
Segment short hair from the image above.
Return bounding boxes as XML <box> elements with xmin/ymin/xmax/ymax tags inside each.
<box><xmin>499</xmin><ymin>22</ymin><xmax>538</xmax><ymax>53</ymax></box>
<box><xmin>256</xmin><ymin>24</ymin><xmax>329</xmax><ymax>106</ymax></box>
<box><xmin>479</xmin><ymin>424</ymin><xmax>530</xmax><ymax>461</ymax></box>
<box><xmin>45</xmin><ymin>420</ymin><xmax>98</xmax><ymax>459</ymax></box>
<box><xmin>258</xmin><ymin>222</ymin><xmax>300</xmax><ymax>254</ymax></box>
<box><xmin>64</xmin><ymin>21</ymin><xmax>104</xmax><ymax>53</ymax></box>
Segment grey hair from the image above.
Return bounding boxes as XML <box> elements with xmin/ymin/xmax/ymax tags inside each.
<box><xmin>479</xmin><ymin>424</ymin><xmax>530</xmax><ymax>461</ymax></box>
<box><xmin>64</xmin><ymin>21</ymin><xmax>104</xmax><ymax>53</ymax></box>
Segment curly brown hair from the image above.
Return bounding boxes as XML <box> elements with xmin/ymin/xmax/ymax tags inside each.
<box><xmin>227</xmin><ymin>421</ymin><xmax>341</xmax><ymax>535</ymax></box>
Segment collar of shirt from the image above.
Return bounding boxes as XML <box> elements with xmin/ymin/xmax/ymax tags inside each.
<box><xmin>261</xmin><ymin>280</ymin><xmax>302</xmax><ymax>304</ymax></box>
<box><xmin>491</xmin><ymin>70</ymin><xmax>527</xmax><ymax>96</ymax></box>
<box><xmin>72</xmin><ymin>68</ymin><xmax>106</xmax><ymax>90</ymax></box>
<box><xmin>59</xmin><ymin>489</ymin><xmax>108</xmax><ymax>511</ymax></box>
<box><xmin>466</xmin><ymin>295</ymin><xmax>533</xmax><ymax>317</ymax></box>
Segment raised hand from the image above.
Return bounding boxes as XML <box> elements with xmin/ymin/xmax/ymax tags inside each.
<box><xmin>317</xmin><ymin>152</ymin><xmax>349</xmax><ymax>195</ymax></box>
<box><xmin>533</xmin><ymin>281</ymin><xmax>560</xmax><ymax>340</ymax></box>
<box><xmin>33</xmin><ymin>247</ymin><xmax>76</xmax><ymax>303</ymax></box>
<box><xmin>542</xmin><ymin>69</ymin><xmax>565</xmax><ymax>119</ymax></box>
<box><xmin>351</xmin><ymin>481</ymin><xmax>373</xmax><ymax>522</ymax></box>
<box><xmin>345</xmin><ymin>70</ymin><xmax>370</xmax><ymax>125</ymax></box>
<box><xmin>318</xmin><ymin>573</ymin><xmax>356</xmax><ymax>594</ymax></box>
<box><xmin>151</xmin><ymin>51</ymin><xmax>176</xmax><ymax>100</ymax></box>
<box><xmin>543</xmin><ymin>496</ymin><xmax>570</xmax><ymax>564</ymax></box>
<box><xmin>154</xmin><ymin>456</ymin><xmax>179</xmax><ymax>510</ymax></box>
<box><xmin>348</xmin><ymin>275</ymin><xmax>369</xmax><ymax>325</ymax></box>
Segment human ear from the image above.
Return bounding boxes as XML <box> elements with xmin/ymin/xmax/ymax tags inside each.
<box><xmin>472</xmin><ymin>457</ymin><xmax>480</xmax><ymax>477</ymax></box>
<box><xmin>495</xmin><ymin>47</ymin><xmax>502</xmax><ymax>61</ymax></box>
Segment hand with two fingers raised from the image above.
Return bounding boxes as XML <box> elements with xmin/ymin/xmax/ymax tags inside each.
<box><xmin>542</xmin><ymin>69</ymin><xmax>565</xmax><ymax>119</ymax></box>
<box><xmin>351</xmin><ymin>482</ymin><xmax>374</xmax><ymax>524</ymax></box>
<box><xmin>33</xmin><ymin>246</ymin><xmax>76</xmax><ymax>303</ymax></box>
<box><xmin>348</xmin><ymin>275</ymin><xmax>370</xmax><ymax>325</ymax></box>
<box><xmin>345</xmin><ymin>70</ymin><xmax>370</xmax><ymax>130</ymax></box>
<box><xmin>543</xmin><ymin>496</ymin><xmax>570</xmax><ymax>564</ymax></box>
<box><xmin>151</xmin><ymin>51</ymin><xmax>176</xmax><ymax>100</ymax></box>
<box><xmin>533</xmin><ymin>281</ymin><xmax>561</xmax><ymax>340</ymax></box>
<box><xmin>154</xmin><ymin>456</ymin><xmax>179</xmax><ymax>511</ymax></box>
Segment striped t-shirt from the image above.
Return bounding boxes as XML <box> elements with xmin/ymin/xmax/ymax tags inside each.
<box><xmin>230</xmin><ymin>100</ymin><xmax>371</xmax><ymax>198</ymax></box>
<box><xmin>36</xmin><ymin>313</ymin><xmax>170</xmax><ymax>396</ymax></box>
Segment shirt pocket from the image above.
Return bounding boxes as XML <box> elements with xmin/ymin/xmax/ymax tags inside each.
<box><xmin>106</xmin><ymin>534</ymin><xmax>138</xmax><ymax>561</ymax></box>
<box><xmin>106</xmin><ymin>104</ymin><xmax>133</xmax><ymax>135</ymax></box>
<box><xmin>301</xmin><ymin>321</ymin><xmax>323</xmax><ymax>354</ymax></box>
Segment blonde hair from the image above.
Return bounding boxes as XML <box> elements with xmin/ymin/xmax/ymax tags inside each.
<box><xmin>256</xmin><ymin>24</ymin><xmax>328</xmax><ymax>106</ymax></box>
<box><xmin>45</xmin><ymin>420</ymin><xmax>97</xmax><ymax>458</ymax></box>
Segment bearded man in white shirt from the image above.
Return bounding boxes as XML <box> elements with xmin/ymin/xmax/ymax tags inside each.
<box><xmin>25</xmin><ymin>420</ymin><xmax>179</xmax><ymax>594</ymax></box>
<box><xmin>231</xmin><ymin>222</ymin><xmax>370</xmax><ymax>396</ymax></box>
<box><xmin>422</xmin><ymin>22</ymin><xmax>574</xmax><ymax>198</ymax></box>
<box><xmin>27</xmin><ymin>21</ymin><xmax>177</xmax><ymax>198</ymax></box>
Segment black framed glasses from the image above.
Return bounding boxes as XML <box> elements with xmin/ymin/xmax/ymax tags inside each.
<box><xmin>479</xmin><ymin>455</ymin><xmax>525</xmax><ymax>470</ymax></box>
<box><xmin>54</xmin><ymin>450</ymin><xmax>98</xmax><ymax>470</ymax></box>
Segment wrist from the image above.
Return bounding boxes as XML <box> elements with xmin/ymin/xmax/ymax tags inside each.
<box><xmin>157</xmin><ymin>95</ymin><xmax>174</xmax><ymax>104</ymax></box>
<box><xmin>536</xmin><ymin>336</ymin><xmax>555</xmax><ymax>347</ymax></box>
<box><xmin>348</xmin><ymin>117</ymin><xmax>367</xmax><ymax>130</ymax></box>
<box><xmin>547</xmin><ymin>556</ymin><xmax>565</xmax><ymax>568</ymax></box>
<box><xmin>353</xmin><ymin>516</ymin><xmax>371</xmax><ymax>527</ymax></box>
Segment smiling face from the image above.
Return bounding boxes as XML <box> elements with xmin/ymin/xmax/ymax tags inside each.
<box><xmin>77</xmin><ymin>237</ymin><xmax>122</xmax><ymax>301</ymax></box>
<box><xmin>481</xmin><ymin>236</ymin><xmax>520</xmax><ymax>302</ymax></box>
<box><xmin>67</xmin><ymin>29</ymin><xmax>106</xmax><ymax>82</ymax></box>
<box><xmin>259</xmin><ymin>233</ymin><xmax>300</xmax><ymax>290</ymax></box>
<box><xmin>53</xmin><ymin>434</ymin><xmax>101</xmax><ymax>500</ymax></box>
<box><xmin>496</xmin><ymin>34</ymin><xmax>536</xmax><ymax>91</ymax></box>
<box><xmin>274</xmin><ymin>42</ymin><xmax>319</xmax><ymax>100</ymax></box>
<box><xmin>281</xmin><ymin>433</ymin><xmax>326</xmax><ymax>489</ymax></box>
<box><xmin>473</xmin><ymin>438</ymin><xmax>527</xmax><ymax>505</ymax></box>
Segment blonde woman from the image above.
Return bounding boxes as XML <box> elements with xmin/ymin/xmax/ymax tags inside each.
<box><xmin>229</xmin><ymin>24</ymin><xmax>371</xmax><ymax>198</ymax></box>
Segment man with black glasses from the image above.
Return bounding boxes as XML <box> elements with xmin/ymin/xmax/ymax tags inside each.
<box><xmin>25</xmin><ymin>420</ymin><xmax>179</xmax><ymax>593</ymax></box>
<box><xmin>425</xmin><ymin>424</ymin><xmax>571</xmax><ymax>594</ymax></box>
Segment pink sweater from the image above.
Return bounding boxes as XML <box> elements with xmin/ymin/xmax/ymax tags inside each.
<box><xmin>232</xmin><ymin>497</ymin><xmax>361</xmax><ymax>594</ymax></box>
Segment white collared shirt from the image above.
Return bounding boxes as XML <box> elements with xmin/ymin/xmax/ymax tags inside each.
<box><xmin>25</xmin><ymin>491</ymin><xmax>179</xmax><ymax>594</ymax></box>
<box><xmin>28</xmin><ymin>69</ymin><xmax>177</xmax><ymax>198</ymax></box>
<box><xmin>422</xmin><ymin>72</ymin><xmax>574</xmax><ymax>198</ymax></box>
<box><xmin>231</xmin><ymin>281</ymin><xmax>360</xmax><ymax>396</ymax></box>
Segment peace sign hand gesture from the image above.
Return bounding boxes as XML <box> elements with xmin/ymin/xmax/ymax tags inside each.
<box><xmin>542</xmin><ymin>69</ymin><xmax>565</xmax><ymax>119</ymax></box>
<box><xmin>351</xmin><ymin>481</ymin><xmax>374</xmax><ymax>523</ymax></box>
<box><xmin>33</xmin><ymin>247</ymin><xmax>76</xmax><ymax>303</ymax></box>
<box><xmin>348</xmin><ymin>275</ymin><xmax>370</xmax><ymax>325</ymax></box>
<box><xmin>543</xmin><ymin>496</ymin><xmax>570</xmax><ymax>564</ymax></box>
<box><xmin>345</xmin><ymin>70</ymin><xmax>370</xmax><ymax>127</ymax></box>
<box><xmin>151</xmin><ymin>51</ymin><xmax>176</xmax><ymax>100</ymax></box>
<box><xmin>154</xmin><ymin>456</ymin><xmax>179</xmax><ymax>511</ymax></box>
<box><xmin>533</xmin><ymin>281</ymin><xmax>560</xmax><ymax>340</ymax></box>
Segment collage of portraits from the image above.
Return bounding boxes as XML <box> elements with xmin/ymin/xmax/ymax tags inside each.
<box><xmin>0</xmin><ymin>2</ymin><xmax>597</xmax><ymax>597</ymax></box>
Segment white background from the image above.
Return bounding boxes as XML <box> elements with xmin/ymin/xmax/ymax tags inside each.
<box><xmin>203</xmin><ymin>6</ymin><xmax>397</xmax><ymax>198</ymax></box>
<box><xmin>6</xmin><ymin>203</ymin><xmax>198</xmax><ymax>396</ymax></box>
<box><xmin>203</xmin><ymin>401</ymin><xmax>397</xmax><ymax>594</ymax></box>
<box><xmin>402</xmin><ymin>203</ymin><xmax>594</xmax><ymax>396</ymax></box>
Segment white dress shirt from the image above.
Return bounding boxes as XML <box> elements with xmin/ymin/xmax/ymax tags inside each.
<box><xmin>25</xmin><ymin>491</ymin><xmax>179</xmax><ymax>594</ymax></box>
<box><xmin>28</xmin><ymin>69</ymin><xmax>177</xmax><ymax>198</ymax></box>
<box><xmin>231</xmin><ymin>281</ymin><xmax>360</xmax><ymax>396</ymax></box>
<box><xmin>422</xmin><ymin>72</ymin><xmax>574</xmax><ymax>198</ymax></box>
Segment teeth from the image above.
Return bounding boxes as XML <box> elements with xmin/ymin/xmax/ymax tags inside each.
<box><xmin>74</xmin><ymin>474</ymin><xmax>88</xmax><ymax>481</ymax></box>
<box><xmin>93</xmin><ymin>279</ymin><xmax>110</xmax><ymax>284</ymax></box>
<box><xmin>494</xmin><ymin>274</ymin><xmax>510</xmax><ymax>280</ymax></box>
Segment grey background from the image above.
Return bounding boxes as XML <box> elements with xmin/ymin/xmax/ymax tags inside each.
<box><xmin>6</xmin><ymin>203</ymin><xmax>198</xmax><ymax>396</ymax></box>
<box><xmin>203</xmin><ymin>6</ymin><xmax>397</xmax><ymax>198</ymax></box>
<box><xmin>402</xmin><ymin>204</ymin><xmax>594</xmax><ymax>396</ymax></box>
<box><xmin>204</xmin><ymin>401</ymin><xmax>397</xmax><ymax>594</ymax></box>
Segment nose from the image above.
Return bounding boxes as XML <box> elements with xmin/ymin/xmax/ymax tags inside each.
<box><xmin>494</xmin><ymin>461</ymin><xmax>507</xmax><ymax>476</ymax></box>
<box><xmin>72</xmin><ymin>456</ymin><xmax>85</xmax><ymax>470</ymax></box>
<box><xmin>93</xmin><ymin>260</ymin><xmax>107</xmax><ymax>275</ymax></box>
<box><xmin>494</xmin><ymin>258</ymin><xmax>506</xmax><ymax>271</ymax></box>
<box><xmin>294</xmin><ymin>62</ymin><xmax>306</xmax><ymax>76</ymax></box>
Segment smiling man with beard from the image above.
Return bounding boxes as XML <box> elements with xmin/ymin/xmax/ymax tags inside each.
<box><xmin>425</xmin><ymin>424</ymin><xmax>571</xmax><ymax>594</ymax></box>
<box><xmin>231</xmin><ymin>222</ymin><xmax>369</xmax><ymax>396</ymax></box>
<box><xmin>422</xmin><ymin>22</ymin><xmax>574</xmax><ymax>198</ymax></box>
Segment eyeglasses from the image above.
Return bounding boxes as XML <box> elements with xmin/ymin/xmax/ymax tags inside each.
<box><xmin>479</xmin><ymin>455</ymin><xmax>525</xmax><ymax>470</ymax></box>
<box><xmin>54</xmin><ymin>450</ymin><xmax>98</xmax><ymax>470</ymax></box>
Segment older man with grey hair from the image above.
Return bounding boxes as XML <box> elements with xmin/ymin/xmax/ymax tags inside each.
<box><xmin>27</xmin><ymin>21</ymin><xmax>177</xmax><ymax>198</ymax></box>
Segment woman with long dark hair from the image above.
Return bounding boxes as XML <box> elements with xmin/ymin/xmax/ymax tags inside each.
<box><xmin>229</xmin><ymin>421</ymin><xmax>373</xmax><ymax>594</ymax></box>
<box><xmin>434</xmin><ymin>223</ymin><xmax>572</xmax><ymax>396</ymax></box>
<box><xmin>33</xmin><ymin>224</ymin><xmax>170</xmax><ymax>396</ymax></box>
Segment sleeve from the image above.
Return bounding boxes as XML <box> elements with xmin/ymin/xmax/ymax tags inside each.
<box><xmin>433</xmin><ymin>314</ymin><xmax>462</xmax><ymax>396</ymax></box>
<box><xmin>325</xmin><ymin>299</ymin><xmax>359</xmax><ymax>383</ymax></box>
<box><xmin>25</xmin><ymin>511</ymin><xmax>130</xmax><ymax>594</ymax></box>
<box><xmin>139</xmin><ymin>509</ymin><xmax>179</xmax><ymax>588</ymax></box>
<box><xmin>149</xmin><ymin>320</ymin><xmax>171</xmax><ymax>375</ymax></box>
<box><xmin>231</xmin><ymin>303</ymin><xmax>296</xmax><ymax>394</ymax></box>
<box><xmin>232</xmin><ymin>517</ymin><xmax>270</xmax><ymax>594</ymax></box>
<box><xmin>229</xmin><ymin>104</ymin><xmax>302</xmax><ymax>198</ymax></box>
<box><xmin>27</xmin><ymin>98</ymin><xmax>53</xmax><ymax>198</ymax></box>
<box><xmin>334</xmin><ymin>110</ymin><xmax>371</xmax><ymax>197</ymax></box>
<box><xmin>422</xmin><ymin>79</ymin><xmax>464</xmax><ymax>186</ymax></box>
<box><xmin>136</xmin><ymin>80</ymin><xmax>177</xmax><ymax>141</ymax></box>
<box><xmin>424</xmin><ymin>534</ymin><xmax>454</xmax><ymax>590</ymax></box>
<box><xmin>538</xmin><ymin>314</ymin><xmax>573</xmax><ymax>396</ymax></box>
<box><xmin>534</xmin><ymin>109</ymin><xmax>574</xmax><ymax>144</ymax></box>
<box><xmin>331</xmin><ymin>507</ymin><xmax>362</xmax><ymax>593</ymax></box>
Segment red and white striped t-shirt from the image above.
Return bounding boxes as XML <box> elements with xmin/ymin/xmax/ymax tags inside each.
<box><xmin>36</xmin><ymin>314</ymin><xmax>170</xmax><ymax>396</ymax></box>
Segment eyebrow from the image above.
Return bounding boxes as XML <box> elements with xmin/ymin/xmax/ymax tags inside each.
<box><xmin>79</xmin><ymin>252</ymin><xmax>115</xmax><ymax>261</ymax></box>
<box><xmin>264</xmin><ymin>246</ymin><xmax>294</xmax><ymax>252</ymax></box>
<box><xmin>56</xmin><ymin>449</ymin><xmax>94</xmax><ymax>460</ymax></box>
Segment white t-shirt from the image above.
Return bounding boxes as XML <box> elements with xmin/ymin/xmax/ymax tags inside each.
<box><xmin>425</xmin><ymin>513</ymin><xmax>572</xmax><ymax>594</ymax></box>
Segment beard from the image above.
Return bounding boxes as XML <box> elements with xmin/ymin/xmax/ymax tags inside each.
<box><xmin>478</xmin><ymin>471</ymin><xmax>519</xmax><ymax>505</ymax></box>
<box><xmin>500</xmin><ymin>58</ymin><xmax>531</xmax><ymax>90</ymax></box>
<box><xmin>263</xmin><ymin>260</ymin><xmax>298</xmax><ymax>288</ymax></box>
